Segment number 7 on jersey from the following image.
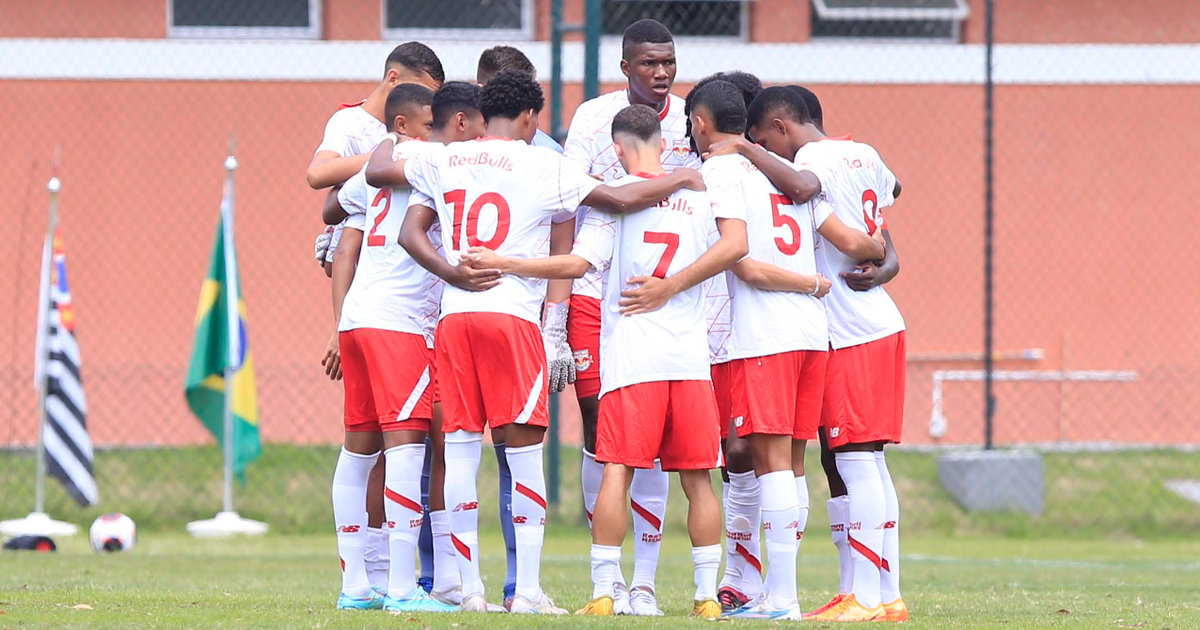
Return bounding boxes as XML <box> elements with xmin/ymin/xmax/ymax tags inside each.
<box><xmin>644</xmin><ymin>231</ymin><xmax>679</xmax><ymax>279</ymax></box>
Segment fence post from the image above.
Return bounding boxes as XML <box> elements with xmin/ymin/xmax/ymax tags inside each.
<box><xmin>583</xmin><ymin>0</ymin><xmax>601</xmax><ymax>100</ymax></box>
<box><xmin>983</xmin><ymin>0</ymin><xmax>996</xmax><ymax>450</ymax></box>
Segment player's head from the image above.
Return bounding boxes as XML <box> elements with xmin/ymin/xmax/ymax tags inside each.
<box><xmin>787</xmin><ymin>85</ymin><xmax>824</xmax><ymax>132</ymax></box>
<box><xmin>746</xmin><ymin>86</ymin><xmax>814</xmax><ymax>160</ymax></box>
<box><xmin>621</xmin><ymin>19</ymin><xmax>676</xmax><ymax>106</ymax></box>
<box><xmin>477</xmin><ymin>46</ymin><xmax>536</xmax><ymax>85</ymax></box>
<box><xmin>384</xmin><ymin>83</ymin><xmax>435</xmax><ymax>141</ymax></box>
<box><xmin>479</xmin><ymin>69</ymin><xmax>545</xmax><ymax>143</ymax></box>
<box><xmin>432</xmin><ymin>81</ymin><xmax>485</xmax><ymax>142</ymax></box>
<box><xmin>685</xmin><ymin>71</ymin><xmax>762</xmax><ymax>153</ymax></box>
<box><xmin>685</xmin><ymin>80</ymin><xmax>747</xmax><ymax>156</ymax></box>
<box><xmin>611</xmin><ymin>104</ymin><xmax>664</xmax><ymax>174</ymax></box>
<box><xmin>384</xmin><ymin>42</ymin><xmax>445</xmax><ymax>91</ymax></box>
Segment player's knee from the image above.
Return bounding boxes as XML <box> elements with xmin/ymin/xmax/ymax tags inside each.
<box><xmin>724</xmin><ymin>437</ymin><xmax>754</xmax><ymax>474</ymax></box>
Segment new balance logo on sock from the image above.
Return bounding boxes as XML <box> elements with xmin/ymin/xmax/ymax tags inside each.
<box><xmin>797</xmin><ymin>531</ymin><xmax>804</xmax><ymax>540</ymax></box>
<box><xmin>385</xmin><ymin>521</ymin><xmax>396</xmax><ymax>529</ymax></box>
<box><xmin>337</xmin><ymin>525</ymin><xmax>361</xmax><ymax>533</ymax></box>
<box><xmin>785</xmin><ymin>521</ymin><xmax>799</xmax><ymax>529</ymax></box>
<box><xmin>882</xmin><ymin>521</ymin><xmax>897</xmax><ymax>529</ymax></box>
<box><xmin>453</xmin><ymin>502</ymin><xmax>478</xmax><ymax>512</ymax></box>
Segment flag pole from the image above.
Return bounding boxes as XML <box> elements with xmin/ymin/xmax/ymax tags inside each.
<box><xmin>186</xmin><ymin>135</ymin><xmax>267</xmax><ymax>537</ymax></box>
<box><xmin>1</xmin><ymin>149</ymin><xmax>79</xmax><ymax>537</ymax></box>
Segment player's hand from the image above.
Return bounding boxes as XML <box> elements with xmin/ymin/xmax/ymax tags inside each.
<box><xmin>447</xmin><ymin>261</ymin><xmax>502</xmax><ymax>292</ymax></box>
<box><xmin>541</xmin><ymin>301</ymin><xmax>576</xmax><ymax>393</ymax></box>
<box><xmin>619</xmin><ymin>275</ymin><xmax>674</xmax><ymax>315</ymax></box>
<box><xmin>703</xmin><ymin>136</ymin><xmax>749</xmax><ymax>159</ymax></box>
<box><xmin>841</xmin><ymin>264</ymin><xmax>885</xmax><ymax>292</ymax></box>
<box><xmin>672</xmin><ymin>168</ymin><xmax>707</xmax><ymax>192</ymax></box>
<box><xmin>314</xmin><ymin>226</ymin><xmax>334</xmax><ymax>268</ymax></box>
<box><xmin>321</xmin><ymin>331</ymin><xmax>342</xmax><ymax>380</ymax></box>
<box><xmin>462</xmin><ymin>246</ymin><xmax>507</xmax><ymax>272</ymax></box>
<box><xmin>589</xmin><ymin>173</ymin><xmax>605</xmax><ymax>182</ymax></box>
<box><xmin>812</xmin><ymin>273</ymin><xmax>832</xmax><ymax>299</ymax></box>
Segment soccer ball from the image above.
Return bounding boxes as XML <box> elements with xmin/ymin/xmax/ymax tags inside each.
<box><xmin>89</xmin><ymin>513</ymin><xmax>136</xmax><ymax>553</ymax></box>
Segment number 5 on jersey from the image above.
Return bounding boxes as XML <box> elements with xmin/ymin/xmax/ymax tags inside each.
<box><xmin>445</xmin><ymin>189</ymin><xmax>511</xmax><ymax>251</ymax></box>
<box><xmin>770</xmin><ymin>193</ymin><xmax>801</xmax><ymax>255</ymax></box>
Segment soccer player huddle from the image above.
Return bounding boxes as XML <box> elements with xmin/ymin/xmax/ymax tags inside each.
<box><xmin>308</xmin><ymin>19</ymin><xmax>907</xmax><ymax>622</ymax></box>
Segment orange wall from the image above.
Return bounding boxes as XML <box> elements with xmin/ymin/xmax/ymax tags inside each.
<box><xmin>4</xmin><ymin>0</ymin><xmax>1197</xmax><ymax>43</ymax></box>
<box><xmin>1</xmin><ymin>78</ymin><xmax>1196</xmax><ymax>450</ymax></box>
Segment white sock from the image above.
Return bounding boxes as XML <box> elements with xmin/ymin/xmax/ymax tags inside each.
<box><xmin>429</xmin><ymin>509</ymin><xmax>461</xmax><ymax>594</ymax></box>
<box><xmin>364</xmin><ymin>527</ymin><xmax>389</xmax><ymax>590</ymax></box>
<box><xmin>630</xmin><ymin>461</ymin><xmax>668</xmax><ymax>592</ymax></box>
<box><xmin>332</xmin><ymin>448</ymin><xmax>379</xmax><ymax>598</ymax></box>
<box><xmin>829</xmin><ymin>495</ymin><xmax>853</xmax><ymax>594</ymax></box>
<box><xmin>876</xmin><ymin>451</ymin><xmax>901</xmax><ymax>603</ymax></box>
<box><xmin>692</xmin><ymin>544</ymin><xmax>722</xmax><ymax>602</ymax></box>
<box><xmin>795</xmin><ymin>474</ymin><xmax>810</xmax><ymax>547</ymax></box>
<box><xmin>383</xmin><ymin>443</ymin><xmax>424</xmax><ymax>599</ymax></box>
<box><xmin>582</xmin><ymin>449</ymin><xmax>603</xmax><ymax>528</ymax></box>
<box><xmin>590</xmin><ymin>544</ymin><xmax>621</xmax><ymax>599</ymax></box>
<box><xmin>720</xmin><ymin>471</ymin><xmax>762</xmax><ymax>597</ymax></box>
<box><xmin>835</xmin><ymin>452</ymin><xmax>886</xmax><ymax>609</ymax></box>
<box><xmin>759</xmin><ymin>470</ymin><xmax>800</xmax><ymax>609</ymax></box>
<box><xmin>506</xmin><ymin>443</ymin><xmax>548</xmax><ymax>600</ymax></box>
<box><xmin>443</xmin><ymin>431</ymin><xmax>484</xmax><ymax>597</ymax></box>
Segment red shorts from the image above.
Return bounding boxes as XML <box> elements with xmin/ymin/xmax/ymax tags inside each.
<box><xmin>339</xmin><ymin>328</ymin><xmax>433</xmax><ymax>433</ymax></box>
<box><xmin>567</xmin><ymin>295</ymin><xmax>601</xmax><ymax>398</ymax></box>
<box><xmin>435</xmin><ymin>312</ymin><xmax>549</xmax><ymax>434</ymax></box>
<box><xmin>711</xmin><ymin>362</ymin><xmax>733</xmax><ymax>440</ymax></box>
<box><xmin>730</xmin><ymin>350</ymin><xmax>827</xmax><ymax>440</ymax></box>
<box><xmin>597</xmin><ymin>380</ymin><xmax>722</xmax><ymax>471</ymax></box>
<box><xmin>821</xmin><ymin>332</ymin><xmax>906</xmax><ymax>449</ymax></box>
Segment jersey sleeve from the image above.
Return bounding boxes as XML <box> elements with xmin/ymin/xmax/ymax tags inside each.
<box><xmin>402</xmin><ymin>146</ymin><xmax>442</xmax><ymax>200</ymax></box>
<box><xmin>793</xmin><ymin>151</ymin><xmax>835</xmax><ymax>194</ymax></box>
<box><xmin>571</xmin><ymin>211</ymin><xmax>616</xmax><ymax>274</ymax></box>
<box><xmin>343</xmin><ymin>212</ymin><xmax>367</xmax><ymax>231</ymax></box>
<box><xmin>809</xmin><ymin>192</ymin><xmax>834</xmax><ymax>230</ymax></box>
<box><xmin>541</xmin><ymin>150</ymin><xmax>603</xmax><ymax>215</ymax></box>
<box><xmin>704</xmin><ymin>163</ymin><xmax>747</xmax><ymax>222</ymax></box>
<box><xmin>562</xmin><ymin>105</ymin><xmax>596</xmax><ymax>171</ymax></box>
<box><xmin>337</xmin><ymin>170</ymin><xmax>369</xmax><ymax>216</ymax></box>
<box><xmin>315</xmin><ymin>111</ymin><xmax>353</xmax><ymax>157</ymax></box>
<box><xmin>876</xmin><ymin>153</ymin><xmax>898</xmax><ymax>209</ymax></box>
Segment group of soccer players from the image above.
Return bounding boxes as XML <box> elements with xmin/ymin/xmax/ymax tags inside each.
<box><xmin>307</xmin><ymin>18</ymin><xmax>908</xmax><ymax>622</ymax></box>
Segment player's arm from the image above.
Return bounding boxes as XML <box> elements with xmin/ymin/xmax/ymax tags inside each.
<box><xmin>322</xmin><ymin>226</ymin><xmax>361</xmax><ymax>380</ymax></box>
<box><xmin>621</xmin><ymin>218</ymin><xmax>749</xmax><ymax>315</ymax></box>
<box><xmin>581</xmin><ymin>169</ymin><xmax>706</xmax><ymax>214</ymax></box>
<box><xmin>816</xmin><ymin>213</ymin><xmax>886</xmax><ymax>262</ymax></box>
<box><xmin>307</xmin><ymin>151</ymin><xmax>371</xmax><ymax>190</ymax></box>
<box><xmin>364</xmin><ymin>136</ymin><xmax>412</xmax><ymax>188</ymax></box>
<box><xmin>322</xmin><ymin>186</ymin><xmax>348</xmax><ymax>225</ymax></box>
<box><xmin>545</xmin><ymin>220</ymin><xmax>577</xmax><ymax>303</ymax></box>
<box><xmin>397</xmin><ymin>203</ymin><xmax>502</xmax><ymax>292</ymax></box>
<box><xmin>843</xmin><ymin>228</ymin><xmax>900</xmax><ymax>291</ymax></box>
<box><xmin>731</xmin><ymin>259</ymin><xmax>828</xmax><ymax>297</ymax></box>
<box><xmin>464</xmin><ymin>247</ymin><xmax>592</xmax><ymax>280</ymax></box>
<box><xmin>707</xmin><ymin>137</ymin><xmax>821</xmax><ymax>203</ymax></box>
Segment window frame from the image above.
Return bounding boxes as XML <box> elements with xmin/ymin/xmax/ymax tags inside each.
<box><xmin>167</xmin><ymin>0</ymin><xmax>322</xmax><ymax>39</ymax></box>
<box><xmin>809</xmin><ymin>0</ymin><xmax>968</xmax><ymax>43</ymax></box>
<box><xmin>381</xmin><ymin>0</ymin><xmax>534</xmax><ymax>41</ymax></box>
<box><xmin>600</xmin><ymin>0</ymin><xmax>750</xmax><ymax>43</ymax></box>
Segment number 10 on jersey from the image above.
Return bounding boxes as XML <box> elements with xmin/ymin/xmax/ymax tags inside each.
<box><xmin>445</xmin><ymin>189</ymin><xmax>512</xmax><ymax>251</ymax></box>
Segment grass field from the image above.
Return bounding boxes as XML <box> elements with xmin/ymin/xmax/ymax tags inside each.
<box><xmin>2</xmin><ymin>530</ymin><xmax>1199</xmax><ymax>629</ymax></box>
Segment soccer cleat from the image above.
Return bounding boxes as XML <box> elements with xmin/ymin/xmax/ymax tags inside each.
<box><xmin>574</xmin><ymin>595</ymin><xmax>615</xmax><ymax>616</ymax></box>
<box><xmin>690</xmin><ymin>599</ymin><xmax>723</xmax><ymax>620</ymax></box>
<box><xmin>507</xmin><ymin>592</ymin><xmax>568</xmax><ymax>615</ymax></box>
<box><xmin>613</xmin><ymin>582</ymin><xmax>633</xmax><ymax>615</ymax></box>
<box><xmin>883</xmin><ymin>598</ymin><xmax>910</xmax><ymax>622</ymax></box>
<box><xmin>807</xmin><ymin>593</ymin><xmax>886</xmax><ymax>622</ymax></box>
<box><xmin>383</xmin><ymin>589</ymin><xmax>459</xmax><ymax>613</ymax></box>
<box><xmin>718</xmin><ymin>586</ymin><xmax>752</xmax><ymax>613</ymax></box>
<box><xmin>372</xmin><ymin>585</ymin><xmax>388</xmax><ymax>599</ymax></box>
<box><xmin>724</xmin><ymin>597</ymin><xmax>803</xmax><ymax>621</ymax></box>
<box><xmin>430</xmin><ymin>587</ymin><xmax>463</xmax><ymax>606</ymax></box>
<box><xmin>459</xmin><ymin>592</ymin><xmax>489</xmax><ymax>613</ymax></box>
<box><xmin>336</xmin><ymin>591</ymin><xmax>384</xmax><ymax>611</ymax></box>
<box><xmin>629</xmin><ymin>588</ymin><xmax>664</xmax><ymax>616</ymax></box>
<box><xmin>803</xmin><ymin>592</ymin><xmax>848</xmax><ymax>619</ymax></box>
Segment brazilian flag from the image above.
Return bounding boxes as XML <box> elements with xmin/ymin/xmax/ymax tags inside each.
<box><xmin>184</xmin><ymin>210</ymin><xmax>261</xmax><ymax>477</ymax></box>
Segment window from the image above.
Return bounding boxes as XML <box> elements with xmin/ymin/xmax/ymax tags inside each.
<box><xmin>603</xmin><ymin>1</ymin><xmax>747</xmax><ymax>39</ymax></box>
<box><xmin>384</xmin><ymin>0</ymin><xmax>533</xmax><ymax>40</ymax></box>
<box><xmin>811</xmin><ymin>0</ymin><xmax>969</xmax><ymax>42</ymax></box>
<box><xmin>168</xmin><ymin>0</ymin><xmax>320</xmax><ymax>38</ymax></box>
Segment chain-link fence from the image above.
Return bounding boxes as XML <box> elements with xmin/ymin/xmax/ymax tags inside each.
<box><xmin>2</xmin><ymin>0</ymin><xmax>1198</xmax><ymax>537</ymax></box>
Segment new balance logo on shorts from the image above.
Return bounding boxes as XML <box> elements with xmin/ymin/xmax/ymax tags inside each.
<box><xmin>830</xmin><ymin>427</ymin><xmax>840</xmax><ymax>438</ymax></box>
<box><xmin>734</xmin><ymin>416</ymin><xmax>745</xmax><ymax>428</ymax></box>
<box><xmin>453</xmin><ymin>501</ymin><xmax>479</xmax><ymax>512</ymax></box>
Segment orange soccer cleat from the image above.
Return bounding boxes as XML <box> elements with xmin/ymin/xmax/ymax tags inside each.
<box><xmin>883</xmin><ymin>598</ymin><xmax>909</xmax><ymax>622</ymax></box>
<box><xmin>574</xmin><ymin>596</ymin><xmax>614</xmax><ymax>616</ymax></box>
<box><xmin>803</xmin><ymin>592</ymin><xmax>848</xmax><ymax>619</ymax></box>
<box><xmin>690</xmin><ymin>599</ymin><xmax>723</xmax><ymax>620</ymax></box>
<box><xmin>806</xmin><ymin>593</ymin><xmax>886</xmax><ymax>622</ymax></box>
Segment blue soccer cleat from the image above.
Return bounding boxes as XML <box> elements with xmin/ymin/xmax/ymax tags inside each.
<box><xmin>723</xmin><ymin>596</ymin><xmax>802</xmax><ymax>621</ymax></box>
<box><xmin>383</xmin><ymin>588</ymin><xmax>460</xmax><ymax>613</ymax></box>
<box><xmin>336</xmin><ymin>591</ymin><xmax>384</xmax><ymax>611</ymax></box>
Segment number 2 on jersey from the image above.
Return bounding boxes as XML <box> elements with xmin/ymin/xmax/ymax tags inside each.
<box><xmin>769</xmin><ymin>193</ymin><xmax>801</xmax><ymax>255</ymax></box>
<box><xmin>644</xmin><ymin>231</ymin><xmax>679</xmax><ymax>279</ymax></box>
<box><xmin>444</xmin><ymin>190</ymin><xmax>511</xmax><ymax>251</ymax></box>
<box><xmin>366</xmin><ymin>188</ymin><xmax>391</xmax><ymax>247</ymax></box>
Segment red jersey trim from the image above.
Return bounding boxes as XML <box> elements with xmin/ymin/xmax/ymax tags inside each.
<box><xmin>630</xmin><ymin>171</ymin><xmax>668</xmax><ymax>179</ymax></box>
<box><xmin>623</xmin><ymin>89</ymin><xmax>671</xmax><ymax>121</ymax></box>
<box><xmin>477</xmin><ymin>136</ymin><xmax>516</xmax><ymax>142</ymax></box>
<box><xmin>818</xmin><ymin>134</ymin><xmax>853</xmax><ymax>142</ymax></box>
<box><xmin>338</xmin><ymin>99</ymin><xmax>367</xmax><ymax>110</ymax></box>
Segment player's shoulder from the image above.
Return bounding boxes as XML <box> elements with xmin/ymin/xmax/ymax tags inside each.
<box><xmin>325</xmin><ymin>103</ymin><xmax>368</xmax><ymax>125</ymax></box>
<box><xmin>573</xmin><ymin>90</ymin><xmax>628</xmax><ymax>125</ymax></box>
<box><xmin>395</xmin><ymin>138</ymin><xmax>434</xmax><ymax>159</ymax></box>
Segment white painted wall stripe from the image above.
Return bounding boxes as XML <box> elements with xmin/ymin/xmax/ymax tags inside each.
<box><xmin>3</xmin><ymin>38</ymin><xmax>1200</xmax><ymax>85</ymax></box>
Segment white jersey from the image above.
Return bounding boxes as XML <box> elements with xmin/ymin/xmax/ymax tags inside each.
<box><xmin>562</xmin><ymin>90</ymin><xmax>702</xmax><ymax>299</ymax></box>
<box><xmin>572</xmin><ymin>174</ymin><xmax>743</xmax><ymax>397</ymax></box>
<box><xmin>336</xmin><ymin>141</ymin><xmax>443</xmax><ymax>345</ymax></box>
<box><xmin>404</xmin><ymin>137</ymin><xmax>602</xmax><ymax>325</ymax></box>
<box><xmin>795</xmin><ymin>136</ymin><xmax>905</xmax><ymax>349</ymax></box>
<box><xmin>705</xmin><ymin>154</ymin><xmax>833</xmax><ymax>359</ymax></box>
<box><xmin>315</xmin><ymin>101</ymin><xmax>389</xmax><ymax>260</ymax></box>
<box><xmin>703</xmin><ymin>229</ymin><xmax>732</xmax><ymax>366</ymax></box>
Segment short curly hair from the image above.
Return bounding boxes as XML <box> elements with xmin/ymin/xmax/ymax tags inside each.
<box><xmin>611</xmin><ymin>104</ymin><xmax>661</xmax><ymax>144</ymax></box>
<box><xmin>479</xmin><ymin>69</ymin><xmax>544</xmax><ymax>122</ymax></box>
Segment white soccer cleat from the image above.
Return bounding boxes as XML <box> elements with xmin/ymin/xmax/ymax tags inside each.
<box><xmin>507</xmin><ymin>592</ymin><xmax>568</xmax><ymax>615</ymax></box>
<box><xmin>458</xmin><ymin>592</ymin><xmax>489</xmax><ymax>613</ymax></box>
<box><xmin>724</xmin><ymin>595</ymin><xmax>802</xmax><ymax>621</ymax></box>
<box><xmin>629</xmin><ymin>587</ymin><xmax>665</xmax><ymax>616</ymax></box>
<box><xmin>613</xmin><ymin>582</ymin><xmax>633</xmax><ymax>615</ymax></box>
<box><xmin>430</xmin><ymin>586</ymin><xmax>464</xmax><ymax>606</ymax></box>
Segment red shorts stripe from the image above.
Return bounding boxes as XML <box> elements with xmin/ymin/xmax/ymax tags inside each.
<box><xmin>567</xmin><ymin>295</ymin><xmax>601</xmax><ymax>399</ymax></box>
<box><xmin>821</xmin><ymin>332</ymin><xmax>907</xmax><ymax>448</ymax></box>
<box><xmin>735</xmin><ymin>542</ymin><xmax>763</xmax><ymax>575</ymax></box>
<box><xmin>384</xmin><ymin>487</ymin><xmax>423</xmax><ymax>514</ymax></box>
<box><xmin>597</xmin><ymin>380</ymin><xmax>721</xmax><ymax>471</ymax></box>
<box><xmin>515</xmin><ymin>482</ymin><xmax>547</xmax><ymax>509</ymax></box>
<box><xmin>848</xmin><ymin>536</ymin><xmax>890</xmax><ymax>572</ymax></box>
<box><xmin>631</xmin><ymin>500</ymin><xmax>662</xmax><ymax>532</ymax></box>
<box><xmin>451</xmin><ymin>534</ymin><xmax>472</xmax><ymax>561</ymax></box>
